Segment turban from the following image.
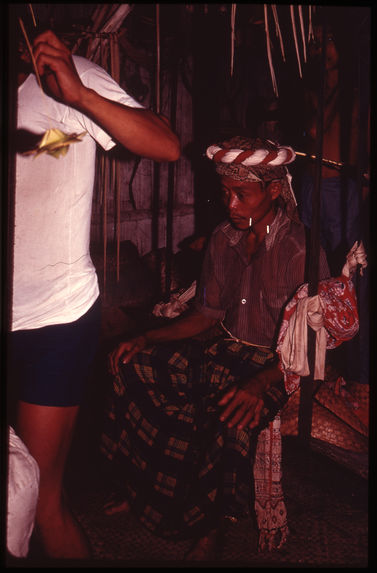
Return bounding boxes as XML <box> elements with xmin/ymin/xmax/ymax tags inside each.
<box><xmin>206</xmin><ymin>136</ymin><xmax>299</xmax><ymax>220</ymax></box>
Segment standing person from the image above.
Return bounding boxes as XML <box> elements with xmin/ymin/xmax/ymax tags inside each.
<box><xmin>101</xmin><ymin>136</ymin><xmax>330</xmax><ymax>560</ymax></box>
<box><xmin>298</xmin><ymin>23</ymin><xmax>362</xmax><ymax>275</ymax></box>
<box><xmin>298</xmin><ymin>19</ymin><xmax>369</xmax><ymax>384</ymax></box>
<box><xmin>8</xmin><ymin>27</ymin><xmax>180</xmax><ymax>559</ymax></box>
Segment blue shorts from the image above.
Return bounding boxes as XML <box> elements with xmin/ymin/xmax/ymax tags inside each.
<box><xmin>8</xmin><ymin>299</ymin><xmax>101</xmax><ymax>407</ymax></box>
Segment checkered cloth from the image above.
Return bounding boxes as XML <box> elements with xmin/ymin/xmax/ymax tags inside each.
<box><xmin>101</xmin><ymin>334</ymin><xmax>288</xmax><ymax>541</ymax></box>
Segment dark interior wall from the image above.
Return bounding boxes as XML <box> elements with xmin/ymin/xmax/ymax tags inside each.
<box><xmin>5</xmin><ymin>4</ymin><xmax>371</xmax><ymax>384</ymax></box>
<box><xmin>9</xmin><ymin>3</ymin><xmax>371</xmax><ymax>170</ymax></box>
<box><xmin>7</xmin><ymin>4</ymin><xmax>371</xmax><ymax>276</ymax></box>
<box><xmin>16</xmin><ymin>3</ymin><xmax>98</xmax><ymax>31</ymax></box>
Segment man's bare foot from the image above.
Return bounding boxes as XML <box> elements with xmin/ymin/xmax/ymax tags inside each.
<box><xmin>103</xmin><ymin>493</ymin><xmax>130</xmax><ymax>516</ymax></box>
<box><xmin>184</xmin><ymin>529</ymin><xmax>220</xmax><ymax>561</ymax></box>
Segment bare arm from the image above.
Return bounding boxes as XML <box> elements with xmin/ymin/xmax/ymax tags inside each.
<box><xmin>32</xmin><ymin>30</ymin><xmax>180</xmax><ymax>162</ymax></box>
<box><xmin>108</xmin><ymin>310</ymin><xmax>217</xmax><ymax>376</ymax></box>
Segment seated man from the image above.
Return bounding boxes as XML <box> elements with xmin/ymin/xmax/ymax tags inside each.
<box><xmin>100</xmin><ymin>136</ymin><xmax>330</xmax><ymax>560</ymax></box>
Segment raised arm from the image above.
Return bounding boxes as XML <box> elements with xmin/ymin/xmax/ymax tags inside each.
<box><xmin>32</xmin><ymin>30</ymin><xmax>181</xmax><ymax>162</ymax></box>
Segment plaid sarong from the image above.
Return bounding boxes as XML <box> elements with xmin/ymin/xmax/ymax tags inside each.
<box><xmin>101</xmin><ymin>335</ymin><xmax>288</xmax><ymax>541</ymax></box>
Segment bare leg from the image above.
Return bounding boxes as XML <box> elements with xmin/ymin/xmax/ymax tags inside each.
<box><xmin>17</xmin><ymin>401</ymin><xmax>91</xmax><ymax>559</ymax></box>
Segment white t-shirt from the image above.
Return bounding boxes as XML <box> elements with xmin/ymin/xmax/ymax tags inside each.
<box><xmin>12</xmin><ymin>56</ymin><xmax>144</xmax><ymax>331</ymax></box>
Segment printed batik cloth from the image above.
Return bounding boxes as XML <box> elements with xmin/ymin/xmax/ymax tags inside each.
<box><xmin>277</xmin><ymin>274</ymin><xmax>359</xmax><ymax>395</ymax></box>
<box><xmin>101</xmin><ymin>335</ymin><xmax>289</xmax><ymax>542</ymax></box>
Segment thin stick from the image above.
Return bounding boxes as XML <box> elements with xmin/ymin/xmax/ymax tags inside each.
<box><xmin>295</xmin><ymin>151</ymin><xmax>343</xmax><ymax>169</ymax></box>
<box><xmin>103</xmin><ymin>156</ymin><xmax>108</xmax><ymax>299</ymax></box>
<box><xmin>19</xmin><ymin>16</ymin><xmax>53</xmax><ymax>131</ymax></box>
<box><xmin>308</xmin><ymin>5</ymin><xmax>314</xmax><ymax>42</ymax></box>
<box><xmin>230</xmin><ymin>4</ymin><xmax>236</xmax><ymax>77</ymax></box>
<box><xmin>290</xmin><ymin>5</ymin><xmax>302</xmax><ymax>78</ymax></box>
<box><xmin>116</xmin><ymin>161</ymin><xmax>120</xmax><ymax>283</ymax></box>
<box><xmin>28</xmin><ymin>3</ymin><xmax>37</xmax><ymax>27</ymax></box>
<box><xmin>271</xmin><ymin>4</ymin><xmax>286</xmax><ymax>62</ymax></box>
<box><xmin>112</xmin><ymin>157</ymin><xmax>121</xmax><ymax>283</ymax></box>
<box><xmin>109</xmin><ymin>33</ymin><xmax>121</xmax><ymax>282</ymax></box>
<box><xmin>264</xmin><ymin>4</ymin><xmax>278</xmax><ymax>97</ymax></box>
<box><xmin>298</xmin><ymin>5</ymin><xmax>307</xmax><ymax>63</ymax></box>
<box><xmin>156</xmin><ymin>4</ymin><xmax>160</xmax><ymax>114</ymax></box>
<box><xmin>18</xmin><ymin>17</ymin><xmax>43</xmax><ymax>92</ymax></box>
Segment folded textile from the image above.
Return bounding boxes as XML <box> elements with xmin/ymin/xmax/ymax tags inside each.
<box><xmin>7</xmin><ymin>427</ymin><xmax>40</xmax><ymax>558</ymax></box>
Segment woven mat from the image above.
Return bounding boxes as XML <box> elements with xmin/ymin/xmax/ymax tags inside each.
<box><xmin>68</xmin><ymin>439</ymin><xmax>368</xmax><ymax>567</ymax></box>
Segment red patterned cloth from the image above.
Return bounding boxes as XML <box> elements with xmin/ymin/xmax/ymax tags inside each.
<box><xmin>254</xmin><ymin>274</ymin><xmax>359</xmax><ymax>551</ymax></box>
<box><xmin>276</xmin><ymin>275</ymin><xmax>359</xmax><ymax>394</ymax></box>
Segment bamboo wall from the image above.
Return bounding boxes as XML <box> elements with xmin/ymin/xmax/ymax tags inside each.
<box><xmin>90</xmin><ymin>54</ymin><xmax>196</xmax><ymax>258</ymax></box>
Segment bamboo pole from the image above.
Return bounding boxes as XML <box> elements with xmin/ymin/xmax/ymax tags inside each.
<box><xmin>110</xmin><ymin>32</ymin><xmax>121</xmax><ymax>282</ymax></box>
<box><xmin>100</xmin><ymin>36</ymin><xmax>108</xmax><ymax>299</ymax></box>
<box><xmin>264</xmin><ymin>4</ymin><xmax>278</xmax><ymax>97</ymax></box>
<box><xmin>156</xmin><ymin>4</ymin><xmax>161</xmax><ymax>114</ymax></box>
<box><xmin>230</xmin><ymin>4</ymin><xmax>236</xmax><ymax>77</ymax></box>
<box><xmin>165</xmin><ymin>53</ymin><xmax>179</xmax><ymax>295</ymax></box>
<box><xmin>355</xmin><ymin>15</ymin><xmax>370</xmax><ymax>384</ymax></box>
<box><xmin>6</xmin><ymin>6</ymin><xmax>21</xmax><ymax>331</ymax></box>
<box><xmin>298</xmin><ymin>5</ymin><xmax>307</xmax><ymax>63</ymax></box>
<box><xmin>290</xmin><ymin>5</ymin><xmax>303</xmax><ymax>78</ymax></box>
<box><xmin>298</xmin><ymin>17</ymin><xmax>327</xmax><ymax>443</ymax></box>
<box><xmin>271</xmin><ymin>4</ymin><xmax>286</xmax><ymax>62</ymax></box>
<box><xmin>152</xmin><ymin>5</ymin><xmax>161</xmax><ymax>256</ymax></box>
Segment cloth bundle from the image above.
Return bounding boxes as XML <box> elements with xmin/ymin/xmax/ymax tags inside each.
<box><xmin>7</xmin><ymin>426</ymin><xmax>40</xmax><ymax>558</ymax></box>
<box><xmin>277</xmin><ymin>241</ymin><xmax>366</xmax><ymax>395</ymax></box>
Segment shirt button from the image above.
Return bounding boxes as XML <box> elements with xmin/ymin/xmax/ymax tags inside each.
<box><xmin>241</xmin><ymin>298</ymin><xmax>247</xmax><ymax>304</ymax></box>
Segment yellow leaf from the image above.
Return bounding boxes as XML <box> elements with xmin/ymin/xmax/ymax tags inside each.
<box><xmin>23</xmin><ymin>128</ymin><xmax>86</xmax><ymax>159</ymax></box>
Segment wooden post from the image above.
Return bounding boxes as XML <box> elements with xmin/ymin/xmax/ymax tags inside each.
<box><xmin>165</xmin><ymin>50</ymin><xmax>179</xmax><ymax>296</ymax></box>
<box><xmin>152</xmin><ymin>5</ymin><xmax>161</xmax><ymax>256</ymax></box>
<box><xmin>298</xmin><ymin>18</ymin><xmax>327</xmax><ymax>443</ymax></box>
<box><xmin>5</xmin><ymin>6</ymin><xmax>20</xmax><ymax>332</ymax></box>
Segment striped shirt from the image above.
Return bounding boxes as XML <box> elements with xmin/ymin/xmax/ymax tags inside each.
<box><xmin>194</xmin><ymin>209</ymin><xmax>330</xmax><ymax>348</ymax></box>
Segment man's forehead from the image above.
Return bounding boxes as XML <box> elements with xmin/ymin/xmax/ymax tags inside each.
<box><xmin>220</xmin><ymin>176</ymin><xmax>264</xmax><ymax>191</ymax></box>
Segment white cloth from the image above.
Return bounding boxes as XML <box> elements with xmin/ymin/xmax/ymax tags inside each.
<box><xmin>7</xmin><ymin>427</ymin><xmax>40</xmax><ymax>558</ymax></box>
<box><xmin>279</xmin><ymin>294</ymin><xmax>327</xmax><ymax>381</ymax></box>
<box><xmin>153</xmin><ymin>281</ymin><xmax>197</xmax><ymax>318</ymax></box>
<box><xmin>278</xmin><ymin>241</ymin><xmax>366</xmax><ymax>388</ymax></box>
<box><xmin>12</xmin><ymin>56</ymin><xmax>144</xmax><ymax>331</ymax></box>
<box><xmin>341</xmin><ymin>241</ymin><xmax>367</xmax><ymax>278</ymax></box>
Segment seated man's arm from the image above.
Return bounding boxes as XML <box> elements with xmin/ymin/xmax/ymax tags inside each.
<box><xmin>109</xmin><ymin>310</ymin><xmax>217</xmax><ymax>376</ymax></box>
<box><xmin>218</xmin><ymin>364</ymin><xmax>284</xmax><ymax>431</ymax></box>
